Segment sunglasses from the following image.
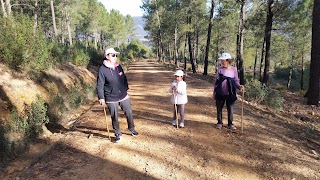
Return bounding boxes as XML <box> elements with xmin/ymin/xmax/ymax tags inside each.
<box><xmin>108</xmin><ymin>54</ymin><xmax>117</xmax><ymax>57</ymax></box>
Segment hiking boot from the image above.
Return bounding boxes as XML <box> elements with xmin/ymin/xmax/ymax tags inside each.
<box><xmin>179</xmin><ymin>122</ymin><xmax>184</xmax><ymax>128</ymax></box>
<box><xmin>130</xmin><ymin>129</ymin><xmax>139</xmax><ymax>137</ymax></box>
<box><xmin>115</xmin><ymin>134</ymin><xmax>122</xmax><ymax>143</ymax></box>
<box><xmin>172</xmin><ymin>120</ymin><xmax>177</xmax><ymax>126</ymax></box>
<box><xmin>228</xmin><ymin>125</ymin><xmax>237</xmax><ymax>130</ymax></box>
<box><xmin>216</xmin><ymin>124</ymin><xmax>222</xmax><ymax>129</ymax></box>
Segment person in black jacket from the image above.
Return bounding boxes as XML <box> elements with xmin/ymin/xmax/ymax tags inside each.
<box><xmin>96</xmin><ymin>48</ymin><xmax>138</xmax><ymax>143</ymax></box>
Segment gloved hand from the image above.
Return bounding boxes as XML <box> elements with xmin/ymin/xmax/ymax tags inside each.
<box><xmin>99</xmin><ymin>99</ymin><xmax>106</xmax><ymax>106</ymax></box>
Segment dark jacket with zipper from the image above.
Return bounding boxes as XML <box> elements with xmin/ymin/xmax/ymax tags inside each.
<box><xmin>96</xmin><ymin>63</ymin><xmax>129</xmax><ymax>102</ymax></box>
<box><xmin>214</xmin><ymin>74</ymin><xmax>237</xmax><ymax>103</ymax></box>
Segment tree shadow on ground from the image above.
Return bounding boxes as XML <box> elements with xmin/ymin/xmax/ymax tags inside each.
<box><xmin>16</xmin><ymin>141</ymin><xmax>157</xmax><ymax>180</ymax></box>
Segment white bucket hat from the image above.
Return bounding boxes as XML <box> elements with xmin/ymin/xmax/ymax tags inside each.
<box><xmin>174</xmin><ymin>70</ymin><xmax>184</xmax><ymax>77</ymax></box>
<box><xmin>104</xmin><ymin>48</ymin><xmax>120</xmax><ymax>57</ymax></box>
<box><xmin>218</xmin><ymin>52</ymin><xmax>232</xmax><ymax>60</ymax></box>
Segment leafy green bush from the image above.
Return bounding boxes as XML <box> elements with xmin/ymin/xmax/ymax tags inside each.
<box><xmin>68</xmin><ymin>86</ymin><xmax>84</xmax><ymax>108</ymax></box>
<box><xmin>28</xmin><ymin>96</ymin><xmax>49</xmax><ymax>138</ymax></box>
<box><xmin>9</xmin><ymin>109</ymin><xmax>28</xmax><ymax>133</ymax></box>
<box><xmin>51</xmin><ymin>93</ymin><xmax>67</xmax><ymax>115</ymax></box>
<box><xmin>70</xmin><ymin>44</ymin><xmax>90</xmax><ymax>66</ymax></box>
<box><xmin>0</xmin><ymin>121</ymin><xmax>10</xmax><ymax>166</ymax></box>
<box><xmin>264</xmin><ymin>90</ymin><xmax>284</xmax><ymax>111</ymax></box>
<box><xmin>50</xmin><ymin>41</ymin><xmax>70</xmax><ymax>64</ymax></box>
<box><xmin>1</xmin><ymin>95</ymin><xmax>49</xmax><ymax>165</ymax></box>
<box><xmin>274</xmin><ymin>83</ymin><xmax>287</xmax><ymax>91</ymax></box>
<box><xmin>245</xmin><ymin>79</ymin><xmax>269</xmax><ymax>103</ymax></box>
<box><xmin>0</xmin><ymin>15</ymin><xmax>50</xmax><ymax>71</ymax></box>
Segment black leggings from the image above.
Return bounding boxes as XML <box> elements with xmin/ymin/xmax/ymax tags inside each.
<box><xmin>216</xmin><ymin>96</ymin><xmax>235</xmax><ymax>126</ymax></box>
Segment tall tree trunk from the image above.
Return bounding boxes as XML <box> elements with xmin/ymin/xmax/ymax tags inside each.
<box><xmin>85</xmin><ymin>32</ymin><xmax>88</xmax><ymax>50</ymax></box>
<box><xmin>187</xmin><ymin>13</ymin><xmax>196</xmax><ymax>73</ymax></box>
<box><xmin>307</xmin><ymin>0</ymin><xmax>320</xmax><ymax>105</ymax></box>
<box><xmin>5</xmin><ymin>0</ymin><xmax>11</xmax><ymax>16</ymax></box>
<box><xmin>157</xmin><ymin>37</ymin><xmax>161</xmax><ymax>62</ymax></box>
<box><xmin>100</xmin><ymin>31</ymin><xmax>105</xmax><ymax>50</ymax></box>
<box><xmin>300</xmin><ymin>52</ymin><xmax>304</xmax><ymax>90</ymax></box>
<box><xmin>262</xmin><ymin>0</ymin><xmax>274</xmax><ymax>85</ymax></box>
<box><xmin>287</xmin><ymin>55</ymin><xmax>294</xmax><ymax>89</ymax></box>
<box><xmin>155</xmin><ymin>0</ymin><xmax>163</xmax><ymax>62</ymax></box>
<box><xmin>259</xmin><ymin>39</ymin><xmax>265</xmax><ymax>82</ymax></box>
<box><xmin>253</xmin><ymin>41</ymin><xmax>259</xmax><ymax>79</ymax></box>
<box><xmin>66</xmin><ymin>11</ymin><xmax>73</xmax><ymax>46</ymax></box>
<box><xmin>61</xmin><ymin>22</ymin><xmax>65</xmax><ymax>44</ymax></box>
<box><xmin>1</xmin><ymin>0</ymin><xmax>7</xmax><ymax>18</ymax></box>
<box><xmin>33</xmin><ymin>0</ymin><xmax>38</xmax><ymax>33</ymax></box>
<box><xmin>184</xmin><ymin>33</ymin><xmax>187</xmax><ymax>71</ymax></box>
<box><xmin>204</xmin><ymin>0</ymin><xmax>214</xmax><ymax>75</ymax></box>
<box><xmin>50</xmin><ymin>0</ymin><xmax>58</xmax><ymax>38</ymax></box>
<box><xmin>168</xmin><ymin>43</ymin><xmax>171</xmax><ymax>63</ymax></box>
<box><xmin>174</xmin><ymin>0</ymin><xmax>179</xmax><ymax>68</ymax></box>
<box><xmin>194</xmin><ymin>29</ymin><xmax>199</xmax><ymax>71</ymax></box>
<box><xmin>215</xmin><ymin>20</ymin><xmax>220</xmax><ymax>72</ymax></box>
<box><xmin>237</xmin><ymin>0</ymin><xmax>246</xmax><ymax>85</ymax></box>
<box><xmin>174</xmin><ymin>24</ymin><xmax>179</xmax><ymax>68</ymax></box>
<box><xmin>94</xmin><ymin>31</ymin><xmax>98</xmax><ymax>50</ymax></box>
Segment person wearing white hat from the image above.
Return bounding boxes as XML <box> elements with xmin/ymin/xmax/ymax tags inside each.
<box><xmin>169</xmin><ymin>70</ymin><xmax>188</xmax><ymax>128</ymax></box>
<box><xmin>212</xmin><ymin>52</ymin><xmax>244</xmax><ymax>130</ymax></box>
<box><xmin>97</xmin><ymin>48</ymin><xmax>138</xmax><ymax>142</ymax></box>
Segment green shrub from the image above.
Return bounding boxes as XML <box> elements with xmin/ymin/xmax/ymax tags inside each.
<box><xmin>70</xmin><ymin>44</ymin><xmax>90</xmax><ymax>66</ymax></box>
<box><xmin>274</xmin><ymin>83</ymin><xmax>287</xmax><ymax>91</ymax></box>
<box><xmin>245</xmin><ymin>79</ymin><xmax>269</xmax><ymax>103</ymax></box>
<box><xmin>50</xmin><ymin>42</ymin><xmax>70</xmax><ymax>64</ymax></box>
<box><xmin>28</xmin><ymin>95</ymin><xmax>49</xmax><ymax>138</ymax></box>
<box><xmin>0</xmin><ymin>14</ymin><xmax>50</xmax><ymax>71</ymax></box>
<box><xmin>68</xmin><ymin>86</ymin><xmax>84</xmax><ymax>108</ymax></box>
<box><xmin>9</xmin><ymin>109</ymin><xmax>28</xmax><ymax>133</ymax></box>
<box><xmin>52</xmin><ymin>93</ymin><xmax>67</xmax><ymax>115</ymax></box>
<box><xmin>264</xmin><ymin>90</ymin><xmax>284</xmax><ymax>111</ymax></box>
<box><xmin>0</xmin><ymin>121</ymin><xmax>10</xmax><ymax>166</ymax></box>
<box><xmin>87</xmin><ymin>46</ymin><xmax>101</xmax><ymax>65</ymax></box>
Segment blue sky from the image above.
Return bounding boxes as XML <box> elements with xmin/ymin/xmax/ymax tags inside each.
<box><xmin>98</xmin><ymin>0</ymin><xmax>143</xmax><ymax>17</ymax></box>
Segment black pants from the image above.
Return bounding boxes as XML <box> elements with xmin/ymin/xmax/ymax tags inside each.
<box><xmin>106</xmin><ymin>98</ymin><xmax>135</xmax><ymax>135</ymax></box>
<box><xmin>216</xmin><ymin>95</ymin><xmax>235</xmax><ymax>126</ymax></box>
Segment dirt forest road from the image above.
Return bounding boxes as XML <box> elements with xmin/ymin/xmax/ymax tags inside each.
<box><xmin>2</xmin><ymin>59</ymin><xmax>320</xmax><ymax>180</ymax></box>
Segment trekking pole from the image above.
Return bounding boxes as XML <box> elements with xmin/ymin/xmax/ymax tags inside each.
<box><xmin>173</xmin><ymin>90</ymin><xmax>179</xmax><ymax>129</ymax></box>
<box><xmin>241</xmin><ymin>89</ymin><xmax>244</xmax><ymax>133</ymax></box>
<box><xmin>103</xmin><ymin>106</ymin><xmax>111</xmax><ymax>139</ymax></box>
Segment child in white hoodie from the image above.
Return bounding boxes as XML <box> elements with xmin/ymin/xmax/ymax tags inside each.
<box><xmin>169</xmin><ymin>70</ymin><xmax>188</xmax><ymax>127</ymax></box>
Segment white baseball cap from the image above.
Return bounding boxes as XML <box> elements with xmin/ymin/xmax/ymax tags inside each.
<box><xmin>218</xmin><ymin>52</ymin><xmax>232</xmax><ymax>60</ymax></box>
<box><xmin>104</xmin><ymin>48</ymin><xmax>120</xmax><ymax>57</ymax></box>
<box><xmin>174</xmin><ymin>70</ymin><xmax>184</xmax><ymax>77</ymax></box>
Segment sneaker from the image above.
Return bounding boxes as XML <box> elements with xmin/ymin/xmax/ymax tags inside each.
<box><xmin>115</xmin><ymin>134</ymin><xmax>122</xmax><ymax>143</ymax></box>
<box><xmin>130</xmin><ymin>129</ymin><xmax>139</xmax><ymax>137</ymax></box>
<box><xmin>216</xmin><ymin>124</ymin><xmax>222</xmax><ymax>129</ymax></box>
<box><xmin>172</xmin><ymin>120</ymin><xmax>177</xmax><ymax>126</ymax></box>
<box><xmin>179</xmin><ymin>122</ymin><xmax>184</xmax><ymax>128</ymax></box>
<box><xmin>228</xmin><ymin>125</ymin><xmax>237</xmax><ymax>130</ymax></box>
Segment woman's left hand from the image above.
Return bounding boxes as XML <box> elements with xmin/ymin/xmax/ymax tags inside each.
<box><xmin>239</xmin><ymin>85</ymin><xmax>244</xmax><ymax>92</ymax></box>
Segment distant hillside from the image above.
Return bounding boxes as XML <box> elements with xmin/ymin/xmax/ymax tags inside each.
<box><xmin>132</xmin><ymin>16</ymin><xmax>150</xmax><ymax>48</ymax></box>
